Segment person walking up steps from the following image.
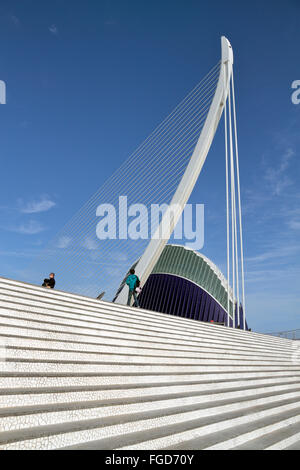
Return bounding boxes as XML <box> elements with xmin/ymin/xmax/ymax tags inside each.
<box><xmin>126</xmin><ymin>268</ymin><xmax>140</xmax><ymax>307</ymax></box>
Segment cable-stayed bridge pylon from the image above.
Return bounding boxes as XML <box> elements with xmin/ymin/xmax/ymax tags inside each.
<box><xmin>26</xmin><ymin>36</ymin><xmax>246</xmax><ymax>329</ymax></box>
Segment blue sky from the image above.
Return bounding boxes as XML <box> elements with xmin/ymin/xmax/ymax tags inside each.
<box><xmin>0</xmin><ymin>0</ymin><xmax>299</xmax><ymax>333</ymax></box>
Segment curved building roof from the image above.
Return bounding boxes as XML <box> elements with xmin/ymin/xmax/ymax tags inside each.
<box><xmin>151</xmin><ymin>244</ymin><xmax>235</xmax><ymax>316</ymax></box>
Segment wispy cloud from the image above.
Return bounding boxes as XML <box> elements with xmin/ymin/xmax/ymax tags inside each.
<box><xmin>57</xmin><ymin>236</ymin><xmax>72</xmax><ymax>249</ymax></box>
<box><xmin>18</xmin><ymin>196</ymin><xmax>56</xmax><ymax>214</ymax></box>
<box><xmin>244</xmin><ymin>143</ymin><xmax>297</xmax><ymax>217</ymax></box>
<box><xmin>0</xmin><ymin>248</ymin><xmax>39</xmax><ymax>258</ymax></box>
<box><xmin>289</xmin><ymin>220</ymin><xmax>300</xmax><ymax>230</ymax></box>
<box><xmin>246</xmin><ymin>243</ymin><xmax>300</xmax><ymax>264</ymax></box>
<box><xmin>11</xmin><ymin>220</ymin><xmax>46</xmax><ymax>235</ymax></box>
<box><xmin>284</xmin><ymin>207</ymin><xmax>300</xmax><ymax>231</ymax></box>
<box><xmin>48</xmin><ymin>24</ymin><xmax>58</xmax><ymax>36</ymax></box>
<box><xmin>246</xmin><ymin>266</ymin><xmax>300</xmax><ymax>284</ymax></box>
<box><xmin>264</xmin><ymin>147</ymin><xmax>295</xmax><ymax>196</ymax></box>
<box><xmin>20</xmin><ymin>120</ymin><xmax>31</xmax><ymax>129</ymax></box>
<box><xmin>106</xmin><ymin>267</ymin><xmax>124</xmax><ymax>278</ymax></box>
<box><xmin>82</xmin><ymin>237</ymin><xmax>98</xmax><ymax>251</ymax></box>
<box><xmin>104</xmin><ymin>20</ymin><xmax>117</xmax><ymax>26</ymax></box>
<box><xmin>10</xmin><ymin>15</ymin><xmax>20</xmax><ymax>27</ymax></box>
<box><xmin>111</xmin><ymin>251</ymin><xmax>128</xmax><ymax>262</ymax></box>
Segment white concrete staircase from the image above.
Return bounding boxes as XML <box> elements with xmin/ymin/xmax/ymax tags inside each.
<box><xmin>0</xmin><ymin>276</ymin><xmax>300</xmax><ymax>450</ymax></box>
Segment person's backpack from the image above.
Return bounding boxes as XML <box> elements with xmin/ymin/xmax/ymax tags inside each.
<box><xmin>135</xmin><ymin>276</ymin><xmax>140</xmax><ymax>288</ymax></box>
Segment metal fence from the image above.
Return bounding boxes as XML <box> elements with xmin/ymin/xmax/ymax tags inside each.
<box><xmin>266</xmin><ymin>329</ymin><xmax>300</xmax><ymax>340</ymax></box>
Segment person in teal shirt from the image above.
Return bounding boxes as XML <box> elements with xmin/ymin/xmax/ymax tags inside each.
<box><xmin>126</xmin><ymin>268</ymin><xmax>140</xmax><ymax>307</ymax></box>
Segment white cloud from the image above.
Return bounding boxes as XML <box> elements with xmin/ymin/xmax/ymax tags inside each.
<box><xmin>246</xmin><ymin>243</ymin><xmax>300</xmax><ymax>264</ymax></box>
<box><xmin>113</xmin><ymin>251</ymin><xmax>128</xmax><ymax>262</ymax></box>
<box><xmin>284</xmin><ymin>207</ymin><xmax>300</xmax><ymax>231</ymax></box>
<box><xmin>264</xmin><ymin>147</ymin><xmax>295</xmax><ymax>196</ymax></box>
<box><xmin>82</xmin><ymin>237</ymin><xmax>98</xmax><ymax>250</ymax></box>
<box><xmin>106</xmin><ymin>267</ymin><xmax>125</xmax><ymax>278</ymax></box>
<box><xmin>289</xmin><ymin>220</ymin><xmax>300</xmax><ymax>230</ymax></box>
<box><xmin>49</xmin><ymin>24</ymin><xmax>58</xmax><ymax>36</ymax></box>
<box><xmin>57</xmin><ymin>236</ymin><xmax>72</xmax><ymax>249</ymax></box>
<box><xmin>0</xmin><ymin>249</ymin><xmax>36</xmax><ymax>258</ymax></box>
<box><xmin>11</xmin><ymin>15</ymin><xmax>20</xmax><ymax>26</ymax></box>
<box><xmin>19</xmin><ymin>196</ymin><xmax>56</xmax><ymax>214</ymax></box>
<box><xmin>20</xmin><ymin>120</ymin><xmax>30</xmax><ymax>129</ymax></box>
<box><xmin>13</xmin><ymin>220</ymin><xmax>45</xmax><ymax>235</ymax></box>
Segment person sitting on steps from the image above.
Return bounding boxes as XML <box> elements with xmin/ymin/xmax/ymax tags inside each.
<box><xmin>42</xmin><ymin>273</ymin><xmax>55</xmax><ymax>289</ymax></box>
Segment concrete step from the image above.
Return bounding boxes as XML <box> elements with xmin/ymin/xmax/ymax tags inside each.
<box><xmin>1</xmin><ymin>387</ymin><xmax>300</xmax><ymax>435</ymax></box>
<box><xmin>0</xmin><ymin>311</ymin><xmax>296</xmax><ymax>357</ymax></box>
<box><xmin>1</xmin><ymin>334</ymin><xmax>295</xmax><ymax>361</ymax></box>
<box><xmin>2</xmin><ymin>394</ymin><xmax>300</xmax><ymax>450</ymax></box>
<box><xmin>2</xmin><ymin>371</ymin><xmax>299</xmax><ymax>391</ymax></box>
<box><xmin>0</xmin><ymin>279</ymin><xmax>293</xmax><ymax>348</ymax></box>
<box><xmin>0</xmin><ymin>278</ymin><xmax>292</xmax><ymax>341</ymax></box>
<box><xmin>0</xmin><ymin>307</ymin><xmax>292</xmax><ymax>357</ymax></box>
<box><xmin>2</xmin><ymin>376</ymin><xmax>299</xmax><ymax>397</ymax></box>
<box><xmin>1</xmin><ymin>381</ymin><xmax>299</xmax><ymax>409</ymax></box>
<box><xmin>1</xmin><ymin>276</ymin><xmax>299</xmax><ymax>450</ymax></box>
<box><xmin>3</xmin><ymin>346</ymin><xmax>296</xmax><ymax>365</ymax></box>
<box><xmin>282</xmin><ymin>435</ymin><xmax>300</xmax><ymax>450</ymax></box>
<box><xmin>124</xmin><ymin>406</ymin><xmax>300</xmax><ymax>451</ymax></box>
<box><xmin>0</xmin><ymin>284</ymin><xmax>246</xmax><ymax>336</ymax></box>
<box><xmin>0</xmin><ymin>292</ymin><xmax>294</xmax><ymax>352</ymax></box>
<box><xmin>1</xmin><ymin>324</ymin><xmax>295</xmax><ymax>361</ymax></box>
<box><xmin>0</xmin><ymin>278</ymin><xmax>264</xmax><ymax>338</ymax></box>
<box><xmin>231</xmin><ymin>420</ymin><xmax>300</xmax><ymax>450</ymax></box>
<box><xmin>3</xmin><ymin>360</ymin><xmax>300</xmax><ymax>375</ymax></box>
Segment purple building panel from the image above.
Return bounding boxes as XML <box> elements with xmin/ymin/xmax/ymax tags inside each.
<box><xmin>138</xmin><ymin>273</ymin><xmax>248</xmax><ymax>330</ymax></box>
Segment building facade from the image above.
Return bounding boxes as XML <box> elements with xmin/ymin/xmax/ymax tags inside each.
<box><xmin>115</xmin><ymin>244</ymin><xmax>248</xmax><ymax>329</ymax></box>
